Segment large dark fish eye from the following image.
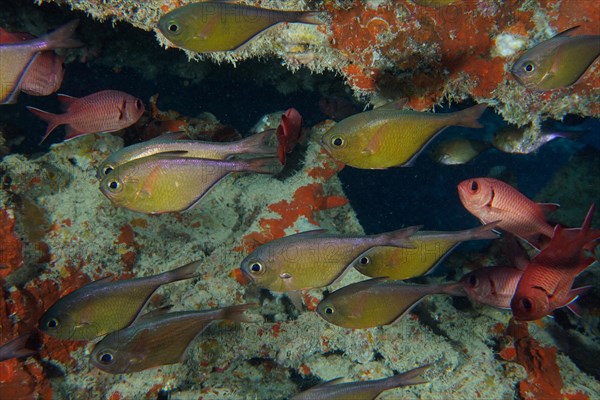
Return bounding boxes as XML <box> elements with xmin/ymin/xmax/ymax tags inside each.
<box><xmin>521</xmin><ymin>298</ymin><xmax>533</xmax><ymax>311</ymax></box>
<box><xmin>46</xmin><ymin>318</ymin><xmax>60</xmax><ymax>329</ymax></box>
<box><xmin>331</xmin><ymin>136</ymin><xmax>345</xmax><ymax>147</ymax></box>
<box><xmin>98</xmin><ymin>352</ymin><xmax>114</xmax><ymax>364</ymax></box>
<box><xmin>103</xmin><ymin>166</ymin><xmax>114</xmax><ymax>176</ymax></box>
<box><xmin>250</xmin><ymin>261</ymin><xmax>264</xmax><ymax>274</ymax></box>
<box><xmin>168</xmin><ymin>22</ymin><xmax>179</xmax><ymax>33</ymax></box>
<box><xmin>470</xmin><ymin>180</ymin><xmax>478</xmax><ymax>192</ymax></box>
<box><xmin>323</xmin><ymin>306</ymin><xmax>335</xmax><ymax>315</ymax></box>
<box><xmin>359</xmin><ymin>256</ymin><xmax>370</xmax><ymax>265</ymax></box>
<box><xmin>468</xmin><ymin>275</ymin><xmax>478</xmax><ymax>287</ymax></box>
<box><xmin>108</xmin><ymin>180</ymin><xmax>120</xmax><ymax>191</ymax></box>
<box><xmin>523</xmin><ymin>62</ymin><xmax>535</xmax><ymax>73</ymax></box>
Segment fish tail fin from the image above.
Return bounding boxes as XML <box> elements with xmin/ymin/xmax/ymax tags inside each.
<box><xmin>238</xmin><ymin>156</ymin><xmax>282</xmax><ymax>175</ymax></box>
<box><xmin>461</xmin><ymin>221</ymin><xmax>502</xmax><ymax>241</ymax></box>
<box><xmin>380</xmin><ymin>225</ymin><xmax>422</xmax><ymax>248</ymax></box>
<box><xmin>452</xmin><ymin>103</ymin><xmax>488</xmax><ymax>129</ymax></box>
<box><xmin>159</xmin><ymin>260</ymin><xmax>201</xmax><ymax>284</ymax></box>
<box><xmin>383</xmin><ymin>364</ymin><xmax>432</xmax><ymax>390</ymax></box>
<box><xmin>237</xmin><ymin>129</ymin><xmax>277</xmax><ymax>155</ymax></box>
<box><xmin>296</xmin><ymin>11</ymin><xmax>327</xmax><ymax>25</ymax></box>
<box><xmin>40</xmin><ymin>20</ymin><xmax>83</xmax><ymax>50</ymax></box>
<box><xmin>0</xmin><ymin>333</ymin><xmax>38</xmax><ymax>361</ymax></box>
<box><xmin>27</xmin><ymin>106</ymin><xmax>61</xmax><ymax>143</ymax></box>
<box><xmin>220</xmin><ymin>303</ymin><xmax>256</xmax><ymax>323</ymax></box>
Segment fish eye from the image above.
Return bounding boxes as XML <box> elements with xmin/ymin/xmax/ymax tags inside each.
<box><xmin>523</xmin><ymin>63</ymin><xmax>535</xmax><ymax>73</ymax></box>
<box><xmin>46</xmin><ymin>318</ymin><xmax>60</xmax><ymax>329</ymax></box>
<box><xmin>249</xmin><ymin>261</ymin><xmax>264</xmax><ymax>274</ymax></box>
<box><xmin>468</xmin><ymin>275</ymin><xmax>478</xmax><ymax>287</ymax></box>
<box><xmin>330</xmin><ymin>136</ymin><xmax>345</xmax><ymax>147</ymax></box>
<box><xmin>168</xmin><ymin>22</ymin><xmax>179</xmax><ymax>33</ymax></box>
<box><xmin>521</xmin><ymin>298</ymin><xmax>533</xmax><ymax>311</ymax></box>
<box><xmin>323</xmin><ymin>305</ymin><xmax>335</xmax><ymax>315</ymax></box>
<box><xmin>98</xmin><ymin>352</ymin><xmax>114</xmax><ymax>364</ymax></box>
<box><xmin>103</xmin><ymin>166</ymin><xmax>114</xmax><ymax>176</ymax></box>
<box><xmin>359</xmin><ymin>256</ymin><xmax>370</xmax><ymax>265</ymax></box>
<box><xmin>470</xmin><ymin>180</ymin><xmax>478</xmax><ymax>192</ymax></box>
<box><xmin>107</xmin><ymin>180</ymin><xmax>121</xmax><ymax>192</ymax></box>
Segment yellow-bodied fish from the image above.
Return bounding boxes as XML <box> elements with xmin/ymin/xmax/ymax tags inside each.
<box><xmin>240</xmin><ymin>227</ymin><xmax>420</xmax><ymax>296</ymax></box>
<box><xmin>39</xmin><ymin>261</ymin><xmax>199</xmax><ymax>340</ymax></box>
<box><xmin>290</xmin><ymin>365</ymin><xmax>431</xmax><ymax>400</ymax></box>
<box><xmin>97</xmin><ymin>129</ymin><xmax>275</xmax><ymax>180</ymax></box>
<box><xmin>317</xmin><ymin>278</ymin><xmax>464</xmax><ymax>329</ymax></box>
<box><xmin>91</xmin><ymin>304</ymin><xmax>253</xmax><ymax>374</ymax></box>
<box><xmin>0</xmin><ymin>20</ymin><xmax>81</xmax><ymax>104</ymax></box>
<box><xmin>352</xmin><ymin>222</ymin><xmax>499</xmax><ymax>280</ymax></box>
<box><xmin>100</xmin><ymin>154</ymin><xmax>279</xmax><ymax>214</ymax></box>
<box><xmin>320</xmin><ymin>104</ymin><xmax>487</xmax><ymax>169</ymax></box>
<box><xmin>511</xmin><ymin>26</ymin><xmax>600</xmax><ymax>91</ymax></box>
<box><xmin>431</xmin><ymin>138</ymin><xmax>491</xmax><ymax>165</ymax></box>
<box><xmin>157</xmin><ymin>2</ymin><xmax>323</xmax><ymax>52</ymax></box>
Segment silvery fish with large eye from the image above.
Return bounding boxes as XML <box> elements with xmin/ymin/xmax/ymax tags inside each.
<box><xmin>511</xmin><ymin>26</ymin><xmax>600</xmax><ymax>91</ymax></box>
<box><xmin>91</xmin><ymin>304</ymin><xmax>253</xmax><ymax>374</ymax></box>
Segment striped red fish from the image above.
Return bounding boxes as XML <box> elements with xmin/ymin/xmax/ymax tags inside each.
<box><xmin>511</xmin><ymin>204</ymin><xmax>599</xmax><ymax>321</ymax></box>
<box><xmin>458</xmin><ymin>177</ymin><xmax>558</xmax><ymax>247</ymax></box>
<box><xmin>27</xmin><ymin>90</ymin><xmax>145</xmax><ymax>142</ymax></box>
<box><xmin>0</xmin><ymin>28</ymin><xmax>64</xmax><ymax>97</ymax></box>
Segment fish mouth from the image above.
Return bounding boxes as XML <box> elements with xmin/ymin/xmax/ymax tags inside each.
<box><xmin>240</xmin><ymin>267</ymin><xmax>255</xmax><ymax>283</ymax></box>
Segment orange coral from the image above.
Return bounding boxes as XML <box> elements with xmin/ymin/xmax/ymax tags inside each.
<box><xmin>502</xmin><ymin>319</ymin><xmax>590</xmax><ymax>400</ymax></box>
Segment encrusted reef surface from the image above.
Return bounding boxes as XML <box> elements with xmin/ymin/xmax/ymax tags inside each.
<box><xmin>1</xmin><ymin>125</ymin><xmax>599</xmax><ymax>399</ymax></box>
<box><xmin>35</xmin><ymin>0</ymin><xmax>600</xmax><ymax>128</ymax></box>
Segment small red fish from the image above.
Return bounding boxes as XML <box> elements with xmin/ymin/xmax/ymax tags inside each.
<box><xmin>27</xmin><ymin>90</ymin><xmax>145</xmax><ymax>142</ymax></box>
<box><xmin>276</xmin><ymin>108</ymin><xmax>303</xmax><ymax>165</ymax></box>
<box><xmin>0</xmin><ymin>28</ymin><xmax>65</xmax><ymax>97</ymax></box>
<box><xmin>458</xmin><ymin>177</ymin><xmax>558</xmax><ymax>247</ymax></box>
<box><xmin>511</xmin><ymin>204</ymin><xmax>599</xmax><ymax>321</ymax></box>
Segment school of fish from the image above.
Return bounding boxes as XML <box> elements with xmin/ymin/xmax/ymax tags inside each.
<box><xmin>0</xmin><ymin>1</ymin><xmax>599</xmax><ymax>398</ymax></box>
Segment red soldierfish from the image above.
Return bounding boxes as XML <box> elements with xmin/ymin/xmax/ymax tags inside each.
<box><xmin>458</xmin><ymin>177</ymin><xmax>558</xmax><ymax>247</ymax></box>
<box><xmin>0</xmin><ymin>28</ymin><xmax>65</xmax><ymax>97</ymax></box>
<box><xmin>0</xmin><ymin>20</ymin><xmax>81</xmax><ymax>104</ymax></box>
<box><xmin>460</xmin><ymin>266</ymin><xmax>524</xmax><ymax>309</ymax></box>
<box><xmin>276</xmin><ymin>108</ymin><xmax>303</xmax><ymax>165</ymax></box>
<box><xmin>511</xmin><ymin>204</ymin><xmax>599</xmax><ymax>321</ymax></box>
<box><xmin>27</xmin><ymin>90</ymin><xmax>145</xmax><ymax>142</ymax></box>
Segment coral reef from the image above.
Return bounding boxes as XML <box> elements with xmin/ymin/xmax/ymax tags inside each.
<box><xmin>1</xmin><ymin>122</ymin><xmax>599</xmax><ymax>398</ymax></box>
<box><xmin>33</xmin><ymin>0</ymin><xmax>600</xmax><ymax>129</ymax></box>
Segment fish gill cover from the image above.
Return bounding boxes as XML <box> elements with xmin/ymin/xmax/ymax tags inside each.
<box><xmin>0</xmin><ymin>0</ymin><xmax>599</xmax><ymax>399</ymax></box>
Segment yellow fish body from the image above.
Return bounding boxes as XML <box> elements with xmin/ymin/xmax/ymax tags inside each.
<box><xmin>352</xmin><ymin>223</ymin><xmax>499</xmax><ymax>280</ymax></box>
<box><xmin>39</xmin><ymin>261</ymin><xmax>199</xmax><ymax>340</ymax></box>
<box><xmin>100</xmin><ymin>154</ymin><xmax>278</xmax><ymax>214</ymax></box>
<box><xmin>157</xmin><ymin>2</ymin><xmax>322</xmax><ymax>52</ymax></box>
<box><xmin>320</xmin><ymin>104</ymin><xmax>487</xmax><ymax>169</ymax></box>
<box><xmin>512</xmin><ymin>26</ymin><xmax>600</xmax><ymax>91</ymax></box>
<box><xmin>240</xmin><ymin>227</ymin><xmax>419</xmax><ymax>293</ymax></box>
<box><xmin>412</xmin><ymin>0</ymin><xmax>461</xmax><ymax>7</ymax></box>
<box><xmin>0</xmin><ymin>20</ymin><xmax>81</xmax><ymax>104</ymax></box>
<box><xmin>317</xmin><ymin>278</ymin><xmax>463</xmax><ymax>329</ymax></box>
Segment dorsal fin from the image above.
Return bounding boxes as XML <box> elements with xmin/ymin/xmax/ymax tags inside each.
<box><xmin>57</xmin><ymin>93</ymin><xmax>77</xmax><ymax>110</ymax></box>
<box><xmin>538</xmin><ymin>203</ymin><xmax>560</xmax><ymax>215</ymax></box>
<box><xmin>554</xmin><ymin>26</ymin><xmax>581</xmax><ymax>38</ymax></box>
